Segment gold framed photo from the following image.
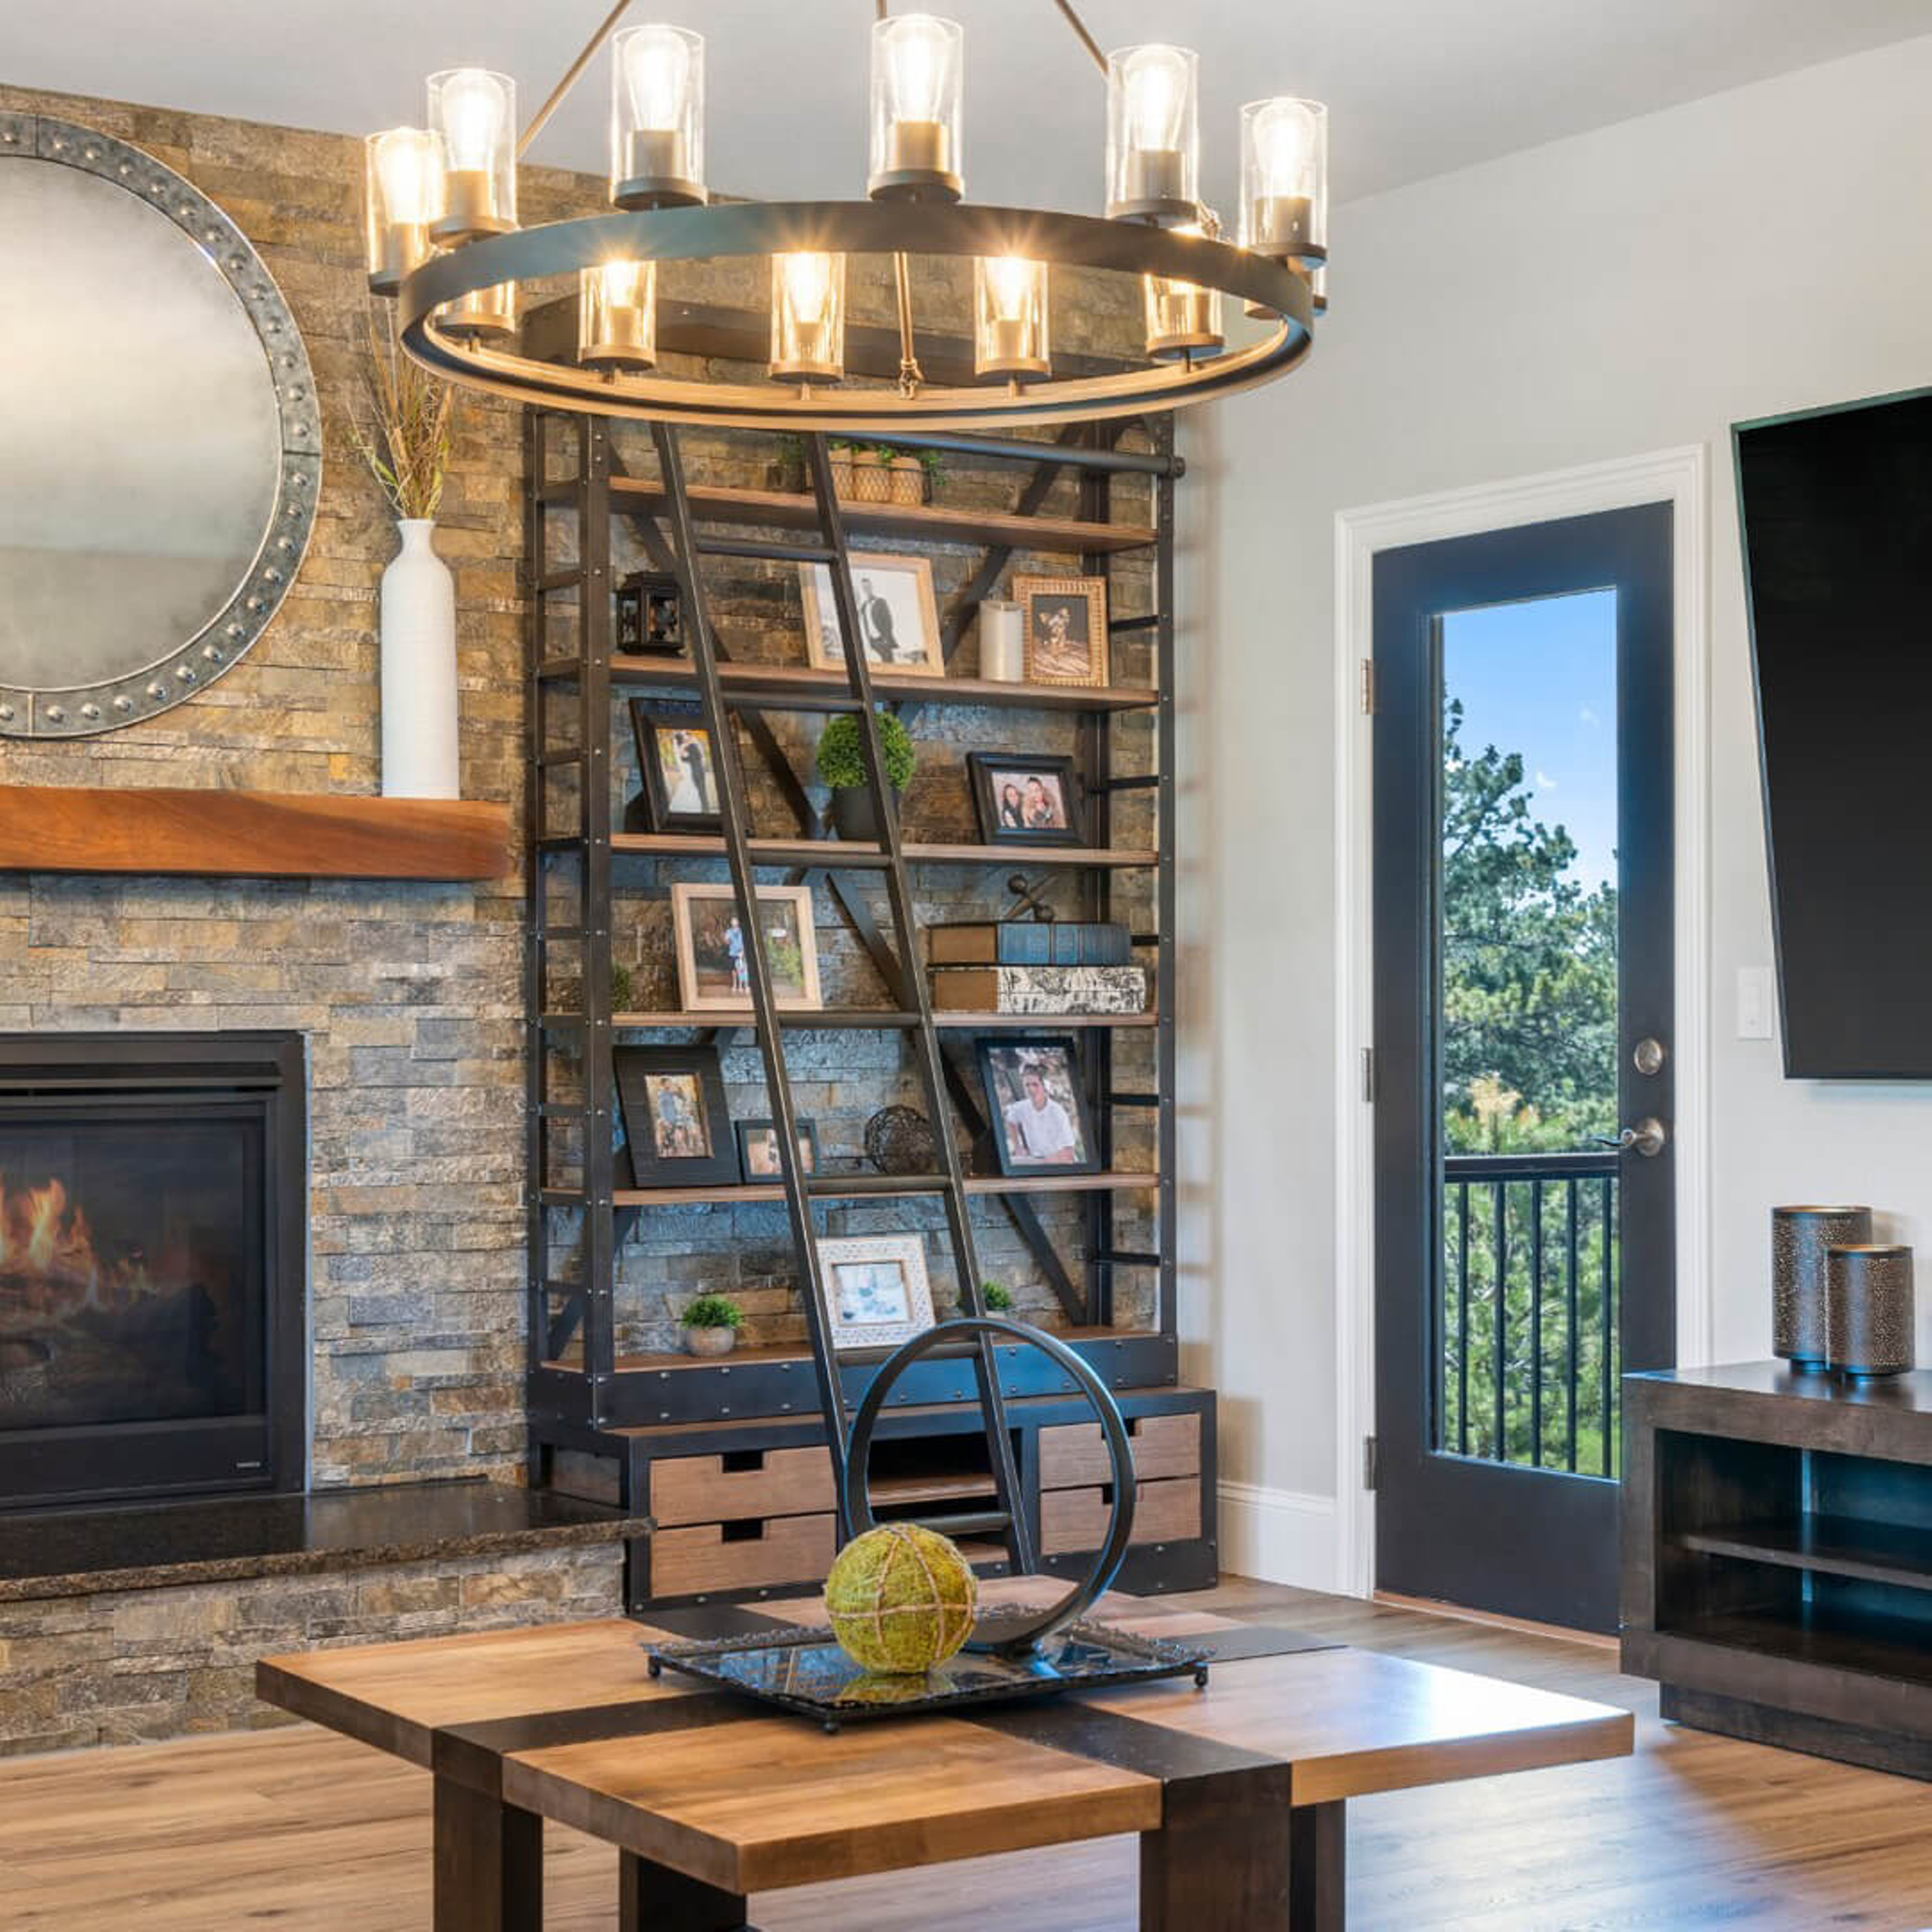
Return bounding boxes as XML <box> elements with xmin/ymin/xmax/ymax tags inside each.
<box><xmin>800</xmin><ymin>551</ymin><xmax>945</xmax><ymax>677</ymax></box>
<box><xmin>670</xmin><ymin>882</ymin><xmax>824</xmax><ymax>1012</ymax></box>
<box><xmin>1014</xmin><ymin>575</ymin><xmax>1108</xmax><ymax>688</ymax></box>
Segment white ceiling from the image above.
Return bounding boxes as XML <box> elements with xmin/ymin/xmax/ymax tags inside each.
<box><xmin>5</xmin><ymin>0</ymin><xmax>1930</xmax><ymax>212</ymax></box>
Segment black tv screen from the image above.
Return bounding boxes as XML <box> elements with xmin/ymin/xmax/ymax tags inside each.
<box><xmin>1737</xmin><ymin>387</ymin><xmax>1932</xmax><ymax>1078</ymax></box>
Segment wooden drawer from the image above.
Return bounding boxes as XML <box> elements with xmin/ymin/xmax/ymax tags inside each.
<box><xmin>650</xmin><ymin>1446</ymin><xmax>836</xmax><ymax>1527</ymax></box>
<box><xmin>1040</xmin><ymin>1476</ymin><xmax>1201</xmax><ymax>1555</ymax></box>
<box><xmin>1039</xmin><ymin>1411</ymin><xmax>1201</xmax><ymax>1491</ymax></box>
<box><xmin>650</xmin><ymin>1513</ymin><xmax>837</xmax><ymax>1597</ymax></box>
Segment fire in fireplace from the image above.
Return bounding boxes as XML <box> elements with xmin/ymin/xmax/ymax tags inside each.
<box><xmin>0</xmin><ymin>1034</ymin><xmax>306</xmax><ymax>1510</ymax></box>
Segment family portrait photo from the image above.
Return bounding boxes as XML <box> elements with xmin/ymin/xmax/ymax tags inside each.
<box><xmin>814</xmin><ymin>1234</ymin><xmax>935</xmax><ymax>1349</ymax></box>
<box><xmin>800</xmin><ymin>552</ymin><xmax>944</xmax><ymax>678</ymax></box>
<box><xmin>612</xmin><ymin>1046</ymin><xmax>737</xmax><ymax>1188</ymax></box>
<box><xmin>645</xmin><ymin>1071</ymin><xmax>709</xmax><ymax>1158</ymax></box>
<box><xmin>629</xmin><ymin>702</ymin><xmax>720</xmax><ymax>832</ymax></box>
<box><xmin>969</xmin><ymin>752</ymin><xmax>1084</xmax><ymax>846</ymax></box>
<box><xmin>736</xmin><ymin>1118</ymin><xmax>819</xmax><ymax>1180</ymax></box>
<box><xmin>977</xmin><ymin>1036</ymin><xmax>1099</xmax><ymax>1175</ymax></box>
<box><xmin>671</xmin><ymin>882</ymin><xmax>823</xmax><ymax>1012</ymax></box>
<box><xmin>1014</xmin><ymin>575</ymin><xmax>1108</xmax><ymax>688</ymax></box>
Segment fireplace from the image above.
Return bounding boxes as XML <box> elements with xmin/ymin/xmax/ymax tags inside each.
<box><xmin>0</xmin><ymin>1034</ymin><xmax>306</xmax><ymax>1509</ymax></box>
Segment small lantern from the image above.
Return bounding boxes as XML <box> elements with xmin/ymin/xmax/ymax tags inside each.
<box><xmin>1143</xmin><ymin>220</ymin><xmax>1223</xmax><ymax>361</ymax></box>
<box><xmin>610</xmin><ymin>24</ymin><xmax>706</xmax><ymax>208</ymax></box>
<box><xmin>578</xmin><ymin>260</ymin><xmax>657</xmax><ymax>370</ymax></box>
<box><xmin>974</xmin><ymin>255</ymin><xmax>1049</xmax><ymax>379</ymax></box>
<box><xmin>1240</xmin><ymin>97</ymin><xmax>1328</xmax><ymax>267</ymax></box>
<box><xmin>427</xmin><ymin>67</ymin><xmax>518</xmax><ymax>244</ymax></box>
<box><xmin>617</xmin><ymin>572</ymin><xmax>686</xmax><ymax>656</ymax></box>
<box><xmin>868</xmin><ymin>13</ymin><xmax>964</xmax><ymax>201</ymax></box>
<box><xmin>364</xmin><ymin>127</ymin><xmax>443</xmax><ymax>295</ymax></box>
<box><xmin>770</xmin><ymin>252</ymin><xmax>846</xmax><ymax>383</ymax></box>
<box><xmin>435</xmin><ymin>279</ymin><xmax>517</xmax><ymax>341</ymax></box>
<box><xmin>1106</xmin><ymin>44</ymin><xmax>1199</xmax><ymax>223</ymax></box>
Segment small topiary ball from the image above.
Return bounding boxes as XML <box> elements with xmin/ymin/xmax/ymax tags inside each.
<box><xmin>824</xmin><ymin>1523</ymin><xmax>978</xmax><ymax>1674</ymax></box>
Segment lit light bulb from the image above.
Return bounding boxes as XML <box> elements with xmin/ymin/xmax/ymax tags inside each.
<box><xmin>782</xmin><ymin>252</ymin><xmax>834</xmax><ymax>327</ymax></box>
<box><xmin>1121</xmin><ymin>46</ymin><xmax>1191</xmax><ymax>152</ymax></box>
<box><xmin>881</xmin><ymin>14</ymin><xmax>952</xmax><ymax>123</ymax></box>
<box><xmin>1241</xmin><ymin>96</ymin><xmax>1326</xmax><ymax>260</ymax></box>
<box><xmin>975</xmin><ymin>255</ymin><xmax>1048</xmax><ymax>378</ymax></box>
<box><xmin>986</xmin><ymin>254</ymin><xmax>1034</xmax><ymax>322</ymax></box>
<box><xmin>622</xmin><ymin>26</ymin><xmax>691</xmax><ymax>131</ymax></box>
<box><xmin>374</xmin><ymin>128</ymin><xmax>436</xmax><ymax>224</ymax></box>
<box><xmin>598</xmin><ymin>259</ymin><xmax>646</xmax><ymax>307</ymax></box>
<box><xmin>1250</xmin><ymin>99</ymin><xmax>1318</xmax><ymax>198</ymax></box>
<box><xmin>440</xmin><ymin>69</ymin><xmax>509</xmax><ymax>171</ymax></box>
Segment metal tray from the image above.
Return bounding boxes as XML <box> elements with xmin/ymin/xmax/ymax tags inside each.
<box><xmin>643</xmin><ymin>1621</ymin><xmax>1211</xmax><ymax>1731</ymax></box>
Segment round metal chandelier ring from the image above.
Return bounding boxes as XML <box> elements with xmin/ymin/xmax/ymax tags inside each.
<box><xmin>396</xmin><ymin>199</ymin><xmax>1313</xmax><ymax>432</ymax></box>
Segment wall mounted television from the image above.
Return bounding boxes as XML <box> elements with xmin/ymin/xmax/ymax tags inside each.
<box><xmin>1736</xmin><ymin>386</ymin><xmax>1932</xmax><ymax>1079</ymax></box>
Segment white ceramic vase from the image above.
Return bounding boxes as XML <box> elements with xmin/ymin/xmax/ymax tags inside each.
<box><xmin>379</xmin><ymin>518</ymin><xmax>459</xmax><ymax>799</ymax></box>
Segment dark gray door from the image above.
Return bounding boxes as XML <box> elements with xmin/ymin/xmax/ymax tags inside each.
<box><xmin>1372</xmin><ymin>504</ymin><xmax>1674</xmax><ymax>1632</ymax></box>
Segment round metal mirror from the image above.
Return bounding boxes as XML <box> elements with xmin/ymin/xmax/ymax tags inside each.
<box><xmin>0</xmin><ymin>114</ymin><xmax>318</xmax><ymax>737</ymax></box>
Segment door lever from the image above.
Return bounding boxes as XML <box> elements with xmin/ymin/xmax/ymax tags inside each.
<box><xmin>1593</xmin><ymin>1118</ymin><xmax>1668</xmax><ymax>1158</ymax></box>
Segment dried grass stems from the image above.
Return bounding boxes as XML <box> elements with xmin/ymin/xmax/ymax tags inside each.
<box><xmin>350</xmin><ymin>307</ymin><xmax>456</xmax><ymax>522</ymax></box>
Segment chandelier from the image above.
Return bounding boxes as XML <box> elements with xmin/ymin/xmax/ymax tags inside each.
<box><xmin>363</xmin><ymin>3</ymin><xmax>1329</xmax><ymax>431</ymax></box>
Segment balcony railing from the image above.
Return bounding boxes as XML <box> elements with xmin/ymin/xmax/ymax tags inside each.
<box><xmin>1440</xmin><ymin>1151</ymin><xmax>1621</xmax><ymax>1478</ymax></box>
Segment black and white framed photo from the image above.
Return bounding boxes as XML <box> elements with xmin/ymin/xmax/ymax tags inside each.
<box><xmin>976</xmin><ymin>1034</ymin><xmax>1099</xmax><ymax>1176</ymax></box>
<box><xmin>735</xmin><ymin>1116</ymin><xmax>820</xmax><ymax>1181</ymax></box>
<box><xmin>800</xmin><ymin>551</ymin><xmax>944</xmax><ymax>677</ymax></box>
<box><xmin>814</xmin><ymin>1233</ymin><xmax>936</xmax><ymax>1350</ymax></box>
<box><xmin>670</xmin><ymin>882</ymin><xmax>824</xmax><ymax>1012</ymax></box>
<box><xmin>1013</xmin><ymin>574</ymin><xmax>1108</xmax><ymax>688</ymax></box>
<box><xmin>967</xmin><ymin>752</ymin><xmax>1086</xmax><ymax>846</ymax></box>
<box><xmin>613</xmin><ymin>1045</ymin><xmax>737</xmax><ymax>1189</ymax></box>
<box><xmin>627</xmin><ymin>701</ymin><xmax>721</xmax><ymax>832</ymax></box>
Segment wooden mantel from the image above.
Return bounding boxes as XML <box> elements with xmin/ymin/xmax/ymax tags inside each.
<box><xmin>0</xmin><ymin>785</ymin><xmax>511</xmax><ymax>881</ymax></box>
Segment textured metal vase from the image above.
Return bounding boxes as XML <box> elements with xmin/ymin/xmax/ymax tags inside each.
<box><xmin>1828</xmin><ymin>1244</ymin><xmax>1916</xmax><ymax>1378</ymax></box>
<box><xmin>1773</xmin><ymin>1205</ymin><xmax>1873</xmax><ymax>1367</ymax></box>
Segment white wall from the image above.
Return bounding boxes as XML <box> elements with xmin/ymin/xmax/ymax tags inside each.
<box><xmin>1178</xmin><ymin>32</ymin><xmax>1932</xmax><ymax>1574</ymax></box>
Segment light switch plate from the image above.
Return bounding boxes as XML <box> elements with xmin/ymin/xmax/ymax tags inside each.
<box><xmin>1737</xmin><ymin>965</ymin><xmax>1775</xmax><ymax>1040</ymax></box>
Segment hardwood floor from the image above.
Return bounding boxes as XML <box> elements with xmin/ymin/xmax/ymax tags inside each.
<box><xmin>7</xmin><ymin>1577</ymin><xmax>1932</xmax><ymax>1929</ymax></box>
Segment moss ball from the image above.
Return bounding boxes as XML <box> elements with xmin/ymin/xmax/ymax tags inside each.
<box><xmin>824</xmin><ymin>1524</ymin><xmax>978</xmax><ymax>1674</ymax></box>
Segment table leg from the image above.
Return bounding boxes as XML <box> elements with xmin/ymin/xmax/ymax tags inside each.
<box><xmin>1290</xmin><ymin>1801</ymin><xmax>1346</xmax><ymax>1930</ymax></box>
<box><xmin>1141</xmin><ymin>1765</ymin><xmax>1296</xmax><ymax>1929</ymax></box>
<box><xmin>619</xmin><ymin>1850</ymin><xmax>755</xmax><ymax>1932</ymax></box>
<box><xmin>433</xmin><ymin>1775</ymin><xmax>542</xmax><ymax>1932</ymax></box>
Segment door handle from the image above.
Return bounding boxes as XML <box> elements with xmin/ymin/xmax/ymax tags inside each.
<box><xmin>1593</xmin><ymin>1118</ymin><xmax>1668</xmax><ymax>1158</ymax></box>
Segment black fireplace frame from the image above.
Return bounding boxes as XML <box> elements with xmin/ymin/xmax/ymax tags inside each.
<box><xmin>0</xmin><ymin>1032</ymin><xmax>307</xmax><ymax>1510</ymax></box>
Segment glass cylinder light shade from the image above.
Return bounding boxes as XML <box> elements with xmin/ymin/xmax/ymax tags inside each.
<box><xmin>364</xmin><ymin>127</ymin><xmax>443</xmax><ymax>294</ymax></box>
<box><xmin>974</xmin><ymin>255</ymin><xmax>1049</xmax><ymax>379</ymax></box>
<box><xmin>1241</xmin><ymin>97</ymin><xmax>1328</xmax><ymax>266</ymax></box>
<box><xmin>578</xmin><ymin>260</ymin><xmax>657</xmax><ymax>370</ymax></box>
<box><xmin>868</xmin><ymin>13</ymin><xmax>964</xmax><ymax>201</ymax></box>
<box><xmin>1143</xmin><ymin>222</ymin><xmax>1222</xmax><ymax>360</ymax></box>
<box><xmin>428</xmin><ymin>67</ymin><xmax>518</xmax><ymax>243</ymax></box>
<box><xmin>1106</xmin><ymin>44</ymin><xmax>1199</xmax><ymax>222</ymax></box>
<box><xmin>610</xmin><ymin>25</ymin><xmax>706</xmax><ymax>207</ymax></box>
<box><xmin>770</xmin><ymin>252</ymin><xmax>845</xmax><ymax>383</ymax></box>
<box><xmin>436</xmin><ymin>279</ymin><xmax>517</xmax><ymax>341</ymax></box>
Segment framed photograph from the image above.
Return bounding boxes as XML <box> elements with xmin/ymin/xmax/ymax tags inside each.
<box><xmin>1014</xmin><ymin>575</ymin><xmax>1108</xmax><ymax>689</ymax></box>
<box><xmin>976</xmin><ymin>1034</ymin><xmax>1100</xmax><ymax>1176</ymax></box>
<box><xmin>628</xmin><ymin>701</ymin><xmax>721</xmax><ymax>833</ymax></box>
<box><xmin>800</xmin><ymin>552</ymin><xmax>944</xmax><ymax>678</ymax></box>
<box><xmin>814</xmin><ymin>1234</ymin><xmax>936</xmax><ymax>1351</ymax></box>
<box><xmin>735</xmin><ymin>1117</ymin><xmax>820</xmax><ymax>1181</ymax></box>
<box><xmin>612</xmin><ymin>1046</ymin><xmax>737</xmax><ymax>1188</ymax></box>
<box><xmin>967</xmin><ymin>752</ymin><xmax>1086</xmax><ymax>847</ymax></box>
<box><xmin>670</xmin><ymin>882</ymin><xmax>823</xmax><ymax>1012</ymax></box>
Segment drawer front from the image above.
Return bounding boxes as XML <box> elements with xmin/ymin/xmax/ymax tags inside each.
<box><xmin>650</xmin><ymin>1446</ymin><xmax>836</xmax><ymax>1527</ymax></box>
<box><xmin>1039</xmin><ymin>1411</ymin><xmax>1201</xmax><ymax>1491</ymax></box>
<box><xmin>1040</xmin><ymin>1476</ymin><xmax>1202</xmax><ymax>1556</ymax></box>
<box><xmin>650</xmin><ymin>1513</ymin><xmax>838</xmax><ymax>1597</ymax></box>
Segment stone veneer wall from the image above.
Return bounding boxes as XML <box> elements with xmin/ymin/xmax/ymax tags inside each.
<box><xmin>0</xmin><ymin>1544</ymin><xmax>622</xmax><ymax>1755</ymax></box>
<box><xmin>0</xmin><ymin>80</ymin><xmax>1156</xmax><ymax>1463</ymax></box>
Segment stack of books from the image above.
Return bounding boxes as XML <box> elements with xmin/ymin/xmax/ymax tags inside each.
<box><xmin>926</xmin><ymin>922</ymin><xmax>1148</xmax><ymax>1015</ymax></box>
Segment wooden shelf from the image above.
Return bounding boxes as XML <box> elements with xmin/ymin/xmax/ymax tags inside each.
<box><xmin>0</xmin><ymin>785</ymin><xmax>511</xmax><ymax>880</ymax></box>
<box><xmin>577</xmin><ymin>1009</ymin><xmax>1157</xmax><ymax>1031</ymax></box>
<box><xmin>870</xmin><ymin>1472</ymin><xmax>1001</xmax><ymax>1508</ymax></box>
<box><xmin>541</xmin><ymin>1171</ymin><xmax>1156</xmax><ymax>1209</ymax></box>
<box><xmin>606</xmin><ymin>832</ymin><xmax>1155</xmax><ymax>868</ymax></box>
<box><xmin>579</xmin><ymin>657</ymin><xmax>1160</xmax><ymax>714</ymax></box>
<box><xmin>1678</xmin><ymin>1515</ymin><xmax>1932</xmax><ymax>1595</ymax></box>
<box><xmin>590</xmin><ymin>476</ymin><xmax>1157</xmax><ymax>556</ymax></box>
<box><xmin>570</xmin><ymin>1327</ymin><xmax>1159</xmax><ymax>1379</ymax></box>
<box><xmin>1663</xmin><ymin>1601</ymin><xmax>1932</xmax><ymax>1691</ymax></box>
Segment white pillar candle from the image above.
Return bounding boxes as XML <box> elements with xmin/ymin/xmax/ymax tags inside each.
<box><xmin>979</xmin><ymin>599</ymin><xmax>1025</xmax><ymax>682</ymax></box>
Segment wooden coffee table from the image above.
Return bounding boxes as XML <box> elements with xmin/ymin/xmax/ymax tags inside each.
<box><xmin>258</xmin><ymin>1601</ymin><xmax>1630</xmax><ymax>1930</ymax></box>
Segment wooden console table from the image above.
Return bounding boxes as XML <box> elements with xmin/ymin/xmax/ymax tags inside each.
<box><xmin>259</xmin><ymin>1603</ymin><xmax>1630</xmax><ymax>1929</ymax></box>
<box><xmin>1624</xmin><ymin>1361</ymin><xmax>1932</xmax><ymax>1777</ymax></box>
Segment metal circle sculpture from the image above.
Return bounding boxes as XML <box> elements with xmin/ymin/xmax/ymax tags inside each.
<box><xmin>863</xmin><ymin>1104</ymin><xmax>938</xmax><ymax>1177</ymax></box>
<box><xmin>842</xmin><ymin>1315</ymin><xmax>1137</xmax><ymax>1657</ymax></box>
<box><xmin>397</xmin><ymin>200</ymin><xmax>1312</xmax><ymax>434</ymax></box>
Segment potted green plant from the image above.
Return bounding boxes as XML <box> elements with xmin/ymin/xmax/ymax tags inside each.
<box><xmin>680</xmin><ymin>1292</ymin><xmax>744</xmax><ymax>1358</ymax></box>
<box><xmin>816</xmin><ymin>710</ymin><xmax>916</xmax><ymax>842</ymax></box>
<box><xmin>980</xmin><ymin>1280</ymin><xmax>1015</xmax><ymax>1312</ymax></box>
<box><xmin>769</xmin><ymin>433</ymin><xmax>809</xmax><ymax>494</ymax></box>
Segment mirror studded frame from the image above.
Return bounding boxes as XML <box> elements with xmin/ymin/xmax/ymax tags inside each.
<box><xmin>0</xmin><ymin>113</ymin><xmax>320</xmax><ymax>738</ymax></box>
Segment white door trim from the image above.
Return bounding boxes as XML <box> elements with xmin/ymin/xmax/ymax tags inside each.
<box><xmin>1332</xmin><ymin>446</ymin><xmax>1712</xmax><ymax>1601</ymax></box>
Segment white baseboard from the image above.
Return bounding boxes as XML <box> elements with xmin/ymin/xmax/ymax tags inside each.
<box><xmin>1216</xmin><ymin>1483</ymin><xmax>1340</xmax><ymax>1593</ymax></box>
